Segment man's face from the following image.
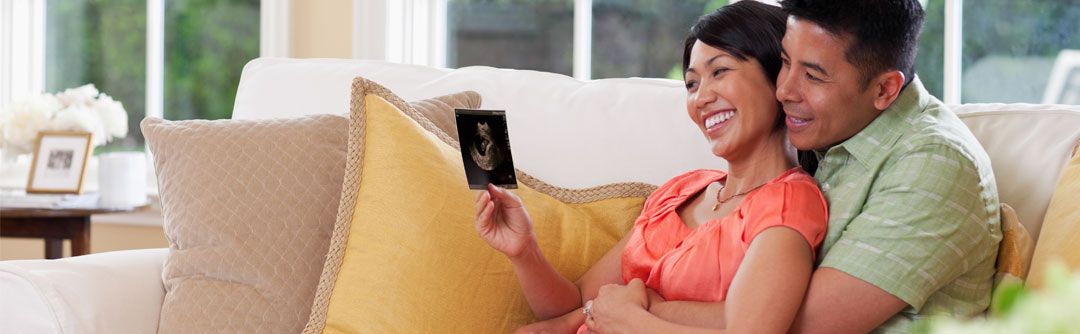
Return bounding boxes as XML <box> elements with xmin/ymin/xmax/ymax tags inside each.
<box><xmin>777</xmin><ymin>16</ymin><xmax>883</xmax><ymax>151</ymax></box>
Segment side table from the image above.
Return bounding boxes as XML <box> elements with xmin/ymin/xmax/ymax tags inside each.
<box><xmin>1</xmin><ymin>207</ymin><xmax>135</xmax><ymax>259</ymax></box>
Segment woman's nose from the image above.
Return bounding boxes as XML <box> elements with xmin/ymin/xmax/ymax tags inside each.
<box><xmin>692</xmin><ymin>85</ymin><xmax>717</xmax><ymax>109</ymax></box>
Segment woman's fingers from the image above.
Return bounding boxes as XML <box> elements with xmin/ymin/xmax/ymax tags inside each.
<box><xmin>476</xmin><ymin>200</ymin><xmax>495</xmax><ymax>230</ymax></box>
<box><xmin>475</xmin><ymin>190</ymin><xmax>490</xmax><ymax>213</ymax></box>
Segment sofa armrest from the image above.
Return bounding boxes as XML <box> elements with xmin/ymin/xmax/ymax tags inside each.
<box><xmin>0</xmin><ymin>248</ymin><xmax>168</xmax><ymax>333</ymax></box>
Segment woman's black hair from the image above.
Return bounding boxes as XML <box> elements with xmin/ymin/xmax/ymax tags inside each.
<box><xmin>682</xmin><ymin>1</ymin><xmax>786</xmax><ymax>85</ymax></box>
<box><xmin>682</xmin><ymin>1</ymin><xmax>820</xmax><ymax>175</ymax></box>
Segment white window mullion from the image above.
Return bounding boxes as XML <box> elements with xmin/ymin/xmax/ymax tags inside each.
<box><xmin>260</xmin><ymin>0</ymin><xmax>291</xmax><ymax>58</ymax></box>
<box><xmin>573</xmin><ymin>0</ymin><xmax>592</xmax><ymax>80</ymax></box>
<box><xmin>429</xmin><ymin>0</ymin><xmax>447</xmax><ymax>69</ymax></box>
<box><xmin>146</xmin><ymin>0</ymin><xmax>164</xmax><ymax>119</ymax></box>
<box><xmin>353</xmin><ymin>0</ymin><xmax>388</xmax><ymax>60</ymax></box>
<box><xmin>3</xmin><ymin>0</ymin><xmax>46</xmax><ymax>107</ymax></box>
<box><xmin>0</xmin><ymin>0</ymin><xmax>13</xmax><ymax>108</ymax></box>
<box><xmin>943</xmin><ymin>0</ymin><xmax>962</xmax><ymax>104</ymax></box>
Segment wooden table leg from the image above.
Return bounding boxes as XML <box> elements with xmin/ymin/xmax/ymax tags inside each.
<box><xmin>70</xmin><ymin>216</ymin><xmax>91</xmax><ymax>257</ymax></box>
<box><xmin>45</xmin><ymin>238</ymin><xmax>64</xmax><ymax>259</ymax></box>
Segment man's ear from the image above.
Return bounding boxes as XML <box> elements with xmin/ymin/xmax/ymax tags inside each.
<box><xmin>871</xmin><ymin>70</ymin><xmax>905</xmax><ymax>111</ymax></box>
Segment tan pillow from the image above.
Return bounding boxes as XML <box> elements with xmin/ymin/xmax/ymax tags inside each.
<box><xmin>995</xmin><ymin>203</ymin><xmax>1035</xmax><ymax>280</ymax></box>
<box><xmin>143</xmin><ymin>92</ymin><xmax>481</xmax><ymax>333</ymax></box>
<box><xmin>411</xmin><ymin>90</ymin><xmax>481</xmax><ymax>138</ymax></box>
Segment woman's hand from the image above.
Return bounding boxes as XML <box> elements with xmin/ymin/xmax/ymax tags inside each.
<box><xmin>584</xmin><ymin>279</ymin><xmax>651</xmax><ymax>333</ymax></box>
<box><xmin>515</xmin><ymin>308</ymin><xmax>586</xmax><ymax>334</ymax></box>
<box><xmin>475</xmin><ymin>183</ymin><xmax>535</xmax><ymax>259</ymax></box>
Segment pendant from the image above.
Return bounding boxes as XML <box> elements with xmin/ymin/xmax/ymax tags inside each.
<box><xmin>712</xmin><ymin>203</ymin><xmax>720</xmax><ymax>211</ymax></box>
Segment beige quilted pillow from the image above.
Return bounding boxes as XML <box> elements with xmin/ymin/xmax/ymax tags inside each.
<box><xmin>143</xmin><ymin>92</ymin><xmax>481</xmax><ymax>333</ymax></box>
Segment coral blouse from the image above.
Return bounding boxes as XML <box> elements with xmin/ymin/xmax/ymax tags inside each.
<box><xmin>620</xmin><ymin>168</ymin><xmax>828</xmax><ymax>302</ymax></box>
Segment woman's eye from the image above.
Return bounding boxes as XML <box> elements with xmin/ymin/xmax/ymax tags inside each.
<box><xmin>713</xmin><ymin>68</ymin><xmax>729</xmax><ymax>77</ymax></box>
<box><xmin>685</xmin><ymin>81</ymin><xmax>697</xmax><ymax>90</ymax></box>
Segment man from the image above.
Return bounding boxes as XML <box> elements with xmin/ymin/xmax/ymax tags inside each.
<box><xmin>776</xmin><ymin>0</ymin><xmax>1001</xmax><ymax>332</ymax></box>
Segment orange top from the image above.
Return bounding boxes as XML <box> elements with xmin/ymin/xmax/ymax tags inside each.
<box><xmin>620</xmin><ymin>168</ymin><xmax>828</xmax><ymax>302</ymax></box>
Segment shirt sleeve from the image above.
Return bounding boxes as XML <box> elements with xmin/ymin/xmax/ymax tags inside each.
<box><xmin>819</xmin><ymin>144</ymin><xmax>1000</xmax><ymax>311</ymax></box>
<box><xmin>741</xmin><ymin>178</ymin><xmax>829</xmax><ymax>258</ymax></box>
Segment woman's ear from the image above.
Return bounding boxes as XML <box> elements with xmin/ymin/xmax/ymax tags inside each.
<box><xmin>871</xmin><ymin>70</ymin><xmax>905</xmax><ymax>111</ymax></box>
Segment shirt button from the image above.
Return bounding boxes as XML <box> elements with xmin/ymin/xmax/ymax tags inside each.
<box><xmin>822</xmin><ymin>183</ymin><xmax>831</xmax><ymax>192</ymax></box>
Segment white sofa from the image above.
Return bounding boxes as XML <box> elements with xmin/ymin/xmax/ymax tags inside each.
<box><xmin>3</xmin><ymin>58</ymin><xmax>1079</xmax><ymax>333</ymax></box>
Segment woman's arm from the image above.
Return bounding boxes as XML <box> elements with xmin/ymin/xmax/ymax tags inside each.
<box><xmin>588</xmin><ymin>227</ymin><xmax>814</xmax><ymax>333</ymax></box>
<box><xmin>476</xmin><ymin>185</ymin><xmax>629</xmax><ymax>320</ymax></box>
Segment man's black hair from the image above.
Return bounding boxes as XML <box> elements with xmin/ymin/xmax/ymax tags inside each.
<box><xmin>780</xmin><ymin>0</ymin><xmax>925</xmax><ymax>87</ymax></box>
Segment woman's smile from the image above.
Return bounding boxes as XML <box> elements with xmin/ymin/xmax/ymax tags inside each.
<box><xmin>703</xmin><ymin>109</ymin><xmax>737</xmax><ymax>135</ymax></box>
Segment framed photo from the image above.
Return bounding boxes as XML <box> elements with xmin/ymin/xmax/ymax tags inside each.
<box><xmin>26</xmin><ymin>131</ymin><xmax>93</xmax><ymax>194</ymax></box>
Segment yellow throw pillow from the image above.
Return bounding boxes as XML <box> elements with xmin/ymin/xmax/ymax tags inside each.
<box><xmin>302</xmin><ymin>78</ymin><xmax>655</xmax><ymax>333</ymax></box>
<box><xmin>1027</xmin><ymin>146</ymin><xmax>1080</xmax><ymax>288</ymax></box>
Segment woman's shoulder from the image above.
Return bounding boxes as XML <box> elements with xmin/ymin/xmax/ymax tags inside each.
<box><xmin>747</xmin><ymin>168</ymin><xmax>827</xmax><ymax>213</ymax></box>
<box><xmin>642</xmin><ymin>169</ymin><xmax>725</xmax><ymax>210</ymax></box>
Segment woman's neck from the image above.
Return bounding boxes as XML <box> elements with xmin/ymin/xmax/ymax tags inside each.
<box><xmin>722</xmin><ymin>131</ymin><xmax>796</xmax><ymax>195</ymax></box>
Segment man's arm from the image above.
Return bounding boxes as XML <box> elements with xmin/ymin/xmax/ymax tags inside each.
<box><xmin>791</xmin><ymin>143</ymin><xmax>999</xmax><ymax>332</ymax></box>
<box><xmin>790</xmin><ymin>268</ymin><xmax>908</xmax><ymax>333</ymax></box>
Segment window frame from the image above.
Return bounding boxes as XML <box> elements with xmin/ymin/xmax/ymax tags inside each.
<box><xmin>351</xmin><ymin>0</ymin><xmax>969</xmax><ymax>103</ymax></box>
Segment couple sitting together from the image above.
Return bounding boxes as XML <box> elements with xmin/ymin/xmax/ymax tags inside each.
<box><xmin>474</xmin><ymin>0</ymin><xmax>1002</xmax><ymax>333</ymax></box>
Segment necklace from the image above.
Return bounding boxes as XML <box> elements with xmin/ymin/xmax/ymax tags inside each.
<box><xmin>711</xmin><ymin>181</ymin><xmax>769</xmax><ymax>211</ymax></box>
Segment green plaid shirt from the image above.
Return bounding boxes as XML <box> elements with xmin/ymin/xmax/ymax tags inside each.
<box><xmin>814</xmin><ymin>77</ymin><xmax>1002</xmax><ymax>333</ymax></box>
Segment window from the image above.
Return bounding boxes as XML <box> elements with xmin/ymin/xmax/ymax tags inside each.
<box><xmin>41</xmin><ymin>0</ymin><xmax>259</xmax><ymax>152</ymax></box>
<box><xmin>447</xmin><ymin>0</ymin><xmax>575</xmax><ymax>76</ymax></box>
<box><xmin>590</xmin><ymin>0</ymin><xmax>711</xmax><ymax>79</ymax></box>
<box><xmin>46</xmin><ymin>0</ymin><xmax>147</xmax><ymax>151</ymax></box>
<box><xmin>959</xmin><ymin>0</ymin><xmax>1079</xmax><ymax>103</ymax></box>
<box><xmin>164</xmin><ymin>0</ymin><xmax>259</xmax><ymax>120</ymax></box>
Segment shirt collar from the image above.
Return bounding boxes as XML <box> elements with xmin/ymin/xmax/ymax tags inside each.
<box><xmin>829</xmin><ymin>76</ymin><xmax>933</xmax><ymax>167</ymax></box>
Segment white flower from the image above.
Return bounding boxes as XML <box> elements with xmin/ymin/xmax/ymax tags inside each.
<box><xmin>55</xmin><ymin>84</ymin><xmax>100</xmax><ymax>108</ymax></box>
<box><xmin>94</xmin><ymin>94</ymin><xmax>128</xmax><ymax>138</ymax></box>
<box><xmin>48</xmin><ymin>105</ymin><xmax>108</xmax><ymax>146</ymax></box>
<box><xmin>1</xmin><ymin>94</ymin><xmax>63</xmax><ymax>155</ymax></box>
<box><xmin>2</xmin><ymin>84</ymin><xmax>129</xmax><ymax>154</ymax></box>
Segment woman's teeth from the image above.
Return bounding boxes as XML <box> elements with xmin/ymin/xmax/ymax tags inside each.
<box><xmin>705</xmin><ymin>111</ymin><xmax>736</xmax><ymax>129</ymax></box>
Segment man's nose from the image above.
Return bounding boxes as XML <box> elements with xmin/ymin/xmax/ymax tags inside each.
<box><xmin>776</xmin><ymin>69</ymin><xmax>799</xmax><ymax>103</ymax></box>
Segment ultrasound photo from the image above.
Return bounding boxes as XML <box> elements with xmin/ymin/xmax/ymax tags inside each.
<box><xmin>455</xmin><ymin>109</ymin><xmax>518</xmax><ymax>189</ymax></box>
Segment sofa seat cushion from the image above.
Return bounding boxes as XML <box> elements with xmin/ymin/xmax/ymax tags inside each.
<box><xmin>302</xmin><ymin>78</ymin><xmax>654</xmax><ymax>333</ymax></box>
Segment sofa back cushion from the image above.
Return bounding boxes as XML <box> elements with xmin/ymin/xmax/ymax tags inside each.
<box><xmin>955</xmin><ymin>104</ymin><xmax>1080</xmax><ymax>240</ymax></box>
<box><xmin>232</xmin><ymin>58</ymin><xmax>726</xmax><ymax>189</ymax></box>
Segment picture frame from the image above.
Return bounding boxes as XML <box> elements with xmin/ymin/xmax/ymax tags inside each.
<box><xmin>26</xmin><ymin>131</ymin><xmax>94</xmax><ymax>194</ymax></box>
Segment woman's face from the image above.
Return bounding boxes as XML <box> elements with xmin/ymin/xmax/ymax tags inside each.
<box><xmin>684</xmin><ymin>40</ymin><xmax>780</xmax><ymax>162</ymax></box>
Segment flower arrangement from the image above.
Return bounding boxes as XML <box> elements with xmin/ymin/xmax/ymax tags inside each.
<box><xmin>0</xmin><ymin>84</ymin><xmax>128</xmax><ymax>156</ymax></box>
<box><xmin>927</xmin><ymin>262</ymin><xmax>1080</xmax><ymax>334</ymax></box>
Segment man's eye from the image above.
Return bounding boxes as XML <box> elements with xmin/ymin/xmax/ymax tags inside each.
<box><xmin>806</xmin><ymin>72</ymin><xmax>823</xmax><ymax>82</ymax></box>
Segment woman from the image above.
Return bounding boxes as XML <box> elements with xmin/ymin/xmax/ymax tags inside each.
<box><xmin>474</xmin><ymin>2</ymin><xmax>827</xmax><ymax>333</ymax></box>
